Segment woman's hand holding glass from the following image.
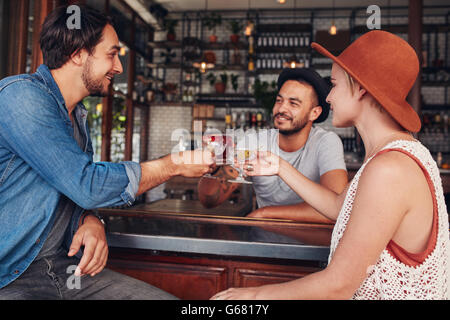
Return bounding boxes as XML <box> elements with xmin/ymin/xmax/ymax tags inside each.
<box><xmin>238</xmin><ymin>151</ymin><xmax>281</xmax><ymax>177</ymax></box>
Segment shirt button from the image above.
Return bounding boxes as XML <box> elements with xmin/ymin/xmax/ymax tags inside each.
<box><xmin>14</xmin><ymin>270</ymin><xmax>19</xmax><ymax>274</ymax></box>
<box><xmin>36</xmin><ymin>238</ymin><xmax>40</xmax><ymax>244</ymax></box>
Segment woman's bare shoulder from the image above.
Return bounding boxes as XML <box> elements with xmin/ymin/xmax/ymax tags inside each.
<box><xmin>358</xmin><ymin>150</ymin><xmax>426</xmax><ymax>208</ymax></box>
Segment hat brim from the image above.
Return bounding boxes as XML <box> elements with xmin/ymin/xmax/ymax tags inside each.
<box><xmin>311</xmin><ymin>42</ymin><xmax>421</xmax><ymax>133</ymax></box>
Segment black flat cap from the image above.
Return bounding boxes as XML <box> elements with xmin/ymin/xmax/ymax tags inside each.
<box><xmin>277</xmin><ymin>68</ymin><xmax>331</xmax><ymax>123</ymax></box>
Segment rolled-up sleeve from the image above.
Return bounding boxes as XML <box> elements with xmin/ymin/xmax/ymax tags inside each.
<box><xmin>120</xmin><ymin>161</ymin><xmax>141</xmax><ymax>206</ymax></box>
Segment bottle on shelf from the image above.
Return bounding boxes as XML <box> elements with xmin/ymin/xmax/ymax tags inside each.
<box><xmin>225</xmin><ymin>104</ymin><xmax>232</xmax><ymax>130</ymax></box>
<box><xmin>304</xmin><ymin>34</ymin><xmax>310</xmax><ymax>46</ymax></box>
<box><xmin>256</xmin><ymin>111</ymin><xmax>262</xmax><ymax>129</ymax></box>
<box><xmin>299</xmin><ymin>34</ymin><xmax>304</xmax><ymax>47</ymax></box>
<box><xmin>245</xmin><ymin>111</ymin><xmax>251</xmax><ymax>130</ymax></box>
<box><xmin>251</xmin><ymin>112</ymin><xmax>257</xmax><ymax>128</ymax></box>
<box><xmin>232</xmin><ymin>112</ymin><xmax>237</xmax><ymax>129</ymax></box>
<box><xmin>273</xmin><ymin>33</ymin><xmax>278</xmax><ymax>46</ymax></box>
<box><xmin>248</xmin><ymin>56</ymin><xmax>255</xmax><ymax>71</ymax></box>
<box><xmin>239</xmin><ymin>111</ymin><xmax>246</xmax><ymax>129</ymax></box>
<box><xmin>267</xmin><ymin>33</ymin><xmax>273</xmax><ymax>47</ymax></box>
<box><xmin>248</xmin><ymin>36</ymin><xmax>254</xmax><ymax>55</ymax></box>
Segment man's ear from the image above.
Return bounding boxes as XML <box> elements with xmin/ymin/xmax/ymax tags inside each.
<box><xmin>309</xmin><ymin>105</ymin><xmax>322</xmax><ymax>122</ymax></box>
<box><xmin>69</xmin><ymin>49</ymin><xmax>88</xmax><ymax>66</ymax></box>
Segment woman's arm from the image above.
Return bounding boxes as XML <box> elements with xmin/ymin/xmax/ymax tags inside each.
<box><xmin>248</xmin><ymin>169</ymin><xmax>348</xmax><ymax>222</ymax></box>
<box><xmin>245</xmin><ymin>152</ymin><xmax>345</xmax><ymax>220</ymax></box>
<box><xmin>212</xmin><ymin>152</ymin><xmax>411</xmax><ymax>300</ymax></box>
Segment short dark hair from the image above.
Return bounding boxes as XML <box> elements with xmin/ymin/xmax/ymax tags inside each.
<box><xmin>40</xmin><ymin>5</ymin><xmax>113</xmax><ymax>69</ymax></box>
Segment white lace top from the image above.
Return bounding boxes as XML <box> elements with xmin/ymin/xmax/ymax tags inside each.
<box><xmin>328</xmin><ymin>140</ymin><xmax>450</xmax><ymax>300</ymax></box>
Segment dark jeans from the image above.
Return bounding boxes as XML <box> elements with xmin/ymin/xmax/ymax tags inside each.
<box><xmin>0</xmin><ymin>249</ymin><xmax>178</xmax><ymax>300</ymax></box>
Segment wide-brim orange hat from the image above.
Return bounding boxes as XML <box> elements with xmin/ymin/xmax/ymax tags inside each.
<box><xmin>311</xmin><ymin>30</ymin><xmax>421</xmax><ymax>133</ymax></box>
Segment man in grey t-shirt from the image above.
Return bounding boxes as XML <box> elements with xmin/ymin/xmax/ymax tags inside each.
<box><xmin>199</xmin><ymin>68</ymin><xmax>347</xmax><ymax>223</ymax></box>
<box><xmin>247</xmin><ymin>68</ymin><xmax>347</xmax><ymax>222</ymax></box>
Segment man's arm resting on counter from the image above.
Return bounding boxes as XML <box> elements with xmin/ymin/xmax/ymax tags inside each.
<box><xmin>248</xmin><ymin>169</ymin><xmax>348</xmax><ymax>222</ymax></box>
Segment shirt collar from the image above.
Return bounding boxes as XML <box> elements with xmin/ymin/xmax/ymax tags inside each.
<box><xmin>35</xmin><ymin>64</ymin><xmax>87</xmax><ymax>114</ymax></box>
<box><xmin>35</xmin><ymin>64</ymin><xmax>67</xmax><ymax>107</ymax></box>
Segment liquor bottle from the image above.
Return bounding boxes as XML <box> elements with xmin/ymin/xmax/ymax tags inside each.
<box><xmin>225</xmin><ymin>104</ymin><xmax>232</xmax><ymax>130</ymax></box>
<box><xmin>304</xmin><ymin>55</ymin><xmax>310</xmax><ymax>68</ymax></box>
<box><xmin>256</xmin><ymin>111</ymin><xmax>262</xmax><ymax>129</ymax></box>
<box><xmin>268</xmin><ymin>33</ymin><xmax>273</xmax><ymax>47</ymax></box>
<box><xmin>276</xmin><ymin>54</ymin><xmax>282</xmax><ymax>69</ymax></box>
<box><xmin>262</xmin><ymin>36</ymin><xmax>267</xmax><ymax>47</ymax></box>
<box><xmin>248</xmin><ymin>56</ymin><xmax>255</xmax><ymax>71</ymax></box>
<box><xmin>261</xmin><ymin>54</ymin><xmax>267</xmax><ymax>69</ymax></box>
<box><xmin>248</xmin><ymin>36</ymin><xmax>254</xmax><ymax>55</ymax></box>
<box><xmin>251</xmin><ymin>112</ymin><xmax>257</xmax><ymax>128</ymax></box>
<box><xmin>245</xmin><ymin>111</ymin><xmax>251</xmax><ymax>129</ymax></box>
<box><xmin>293</xmin><ymin>34</ymin><xmax>299</xmax><ymax>47</ymax></box>
<box><xmin>299</xmin><ymin>34</ymin><xmax>304</xmax><ymax>47</ymax></box>
<box><xmin>271</xmin><ymin>54</ymin><xmax>277</xmax><ymax>69</ymax></box>
<box><xmin>240</xmin><ymin>111</ymin><xmax>246</xmax><ymax>129</ymax></box>
<box><xmin>232</xmin><ymin>112</ymin><xmax>237</xmax><ymax>129</ymax></box>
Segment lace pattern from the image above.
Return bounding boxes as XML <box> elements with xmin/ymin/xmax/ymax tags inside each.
<box><xmin>328</xmin><ymin>140</ymin><xmax>450</xmax><ymax>299</ymax></box>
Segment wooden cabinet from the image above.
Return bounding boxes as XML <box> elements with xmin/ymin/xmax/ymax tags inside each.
<box><xmin>107</xmin><ymin>248</ymin><xmax>323</xmax><ymax>300</ymax></box>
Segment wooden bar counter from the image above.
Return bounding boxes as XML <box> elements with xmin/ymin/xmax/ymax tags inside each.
<box><xmin>100</xmin><ymin>199</ymin><xmax>333</xmax><ymax>300</ymax></box>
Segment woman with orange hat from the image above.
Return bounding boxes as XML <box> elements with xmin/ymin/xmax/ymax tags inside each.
<box><xmin>211</xmin><ymin>30</ymin><xmax>450</xmax><ymax>300</ymax></box>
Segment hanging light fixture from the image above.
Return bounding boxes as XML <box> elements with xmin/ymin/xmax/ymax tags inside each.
<box><xmin>329</xmin><ymin>0</ymin><xmax>337</xmax><ymax>35</ymax></box>
<box><xmin>283</xmin><ymin>0</ymin><xmax>302</xmax><ymax>69</ymax></box>
<box><xmin>277</xmin><ymin>0</ymin><xmax>286</xmax><ymax>4</ymax></box>
<box><xmin>244</xmin><ymin>0</ymin><xmax>254</xmax><ymax>36</ymax></box>
<box><xmin>194</xmin><ymin>0</ymin><xmax>215</xmax><ymax>73</ymax></box>
<box><xmin>193</xmin><ymin>60</ymin><xmax>214</xmax><ymax>73</ymax></box>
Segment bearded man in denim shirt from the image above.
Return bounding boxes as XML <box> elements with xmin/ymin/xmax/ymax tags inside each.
<box><xmin>0</xmin><ymin>6</ymin><xmax>213</xmax><ymax>299</ymax></box>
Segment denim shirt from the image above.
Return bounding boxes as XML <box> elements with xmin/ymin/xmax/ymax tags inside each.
<box><xmin>0</xmin><ymin>65</ymin><xmax>141</xmax><ymax>288</ymax></box>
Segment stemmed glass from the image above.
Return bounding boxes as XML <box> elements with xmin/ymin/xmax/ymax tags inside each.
<box><xmin>201</xmin><ymin>133</ymin><xmax>232</xmax><ymax>179</ymax></box>
<box><xmin>228</xmin><ymin>148</ymin><xmax>255</xmax><ymax>184</ymax></box>
<box><xmin>227</xmin><ymin>130</ymin><xmax>256</xmax><ymax>184</ymax></box>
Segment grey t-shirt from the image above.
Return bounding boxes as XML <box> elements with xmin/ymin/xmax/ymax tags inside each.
<box><xmin>249</xmin><ymin>126</ymin><xmax>346</xmax><ymax>208</ymax></box>
<box><xmin>36</xmin><ymin>115</ymin><xmax>86</xmax><ymax>260</ymax></box>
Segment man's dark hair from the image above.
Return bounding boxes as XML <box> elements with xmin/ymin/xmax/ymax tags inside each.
<box><xmin>40</xmin><ymin>5</ymin><xmax>113</xmax><ymax>69</ymax></box>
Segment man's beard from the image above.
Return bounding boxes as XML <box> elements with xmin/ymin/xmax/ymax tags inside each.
<box><xmin>82</xmin><ymin>57</ymin><xmax>109</xmax><ymax>97</ymax></box>
<box><xmin>273</xmin><ymin>112</ymin><xmax>309</xmax><ymax>136</ymax></box>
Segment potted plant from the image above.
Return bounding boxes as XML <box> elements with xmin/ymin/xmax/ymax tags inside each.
<box><xmin>202</xmin><ymin>12</ymin><xmax>222</xmax><ymax>43</ymax></box>
<box><xmin>162</xmin><ymin>82</ymin><xmax>178</xmax><ymax>101</ymax></box>
<box><xmin>230</xmin><ymin>74</ymin><xmax>239</xmax><ymax>93</ymax></box>
<box><xmin>206</xmin><ymin>72</ymin><xmax>227</xmax><ymax>94</ymax></box>
<box><xmin>164</xmin><ymin>19</ymin><xmax>178</xmax><ymax>41</ymax></box>
<box><xmin>227</xmin><ymin>20</ymin><xmax>242</xmax><ymax>44</ymax></box>
<box><xmin>253</xmin><ymin>79</ymin><xmax>277</xmax><ymax>113</ymax></box>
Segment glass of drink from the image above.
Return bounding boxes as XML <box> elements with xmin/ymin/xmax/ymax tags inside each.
<box><xmin>228</xmin><ymin>148</ymin><xmax>255</xmax><ymax>184</ymax></box>
<box><xmin>202</xmin><ymin>133</ymin><xmax>233</xmax><ymax>178</ymax></box>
